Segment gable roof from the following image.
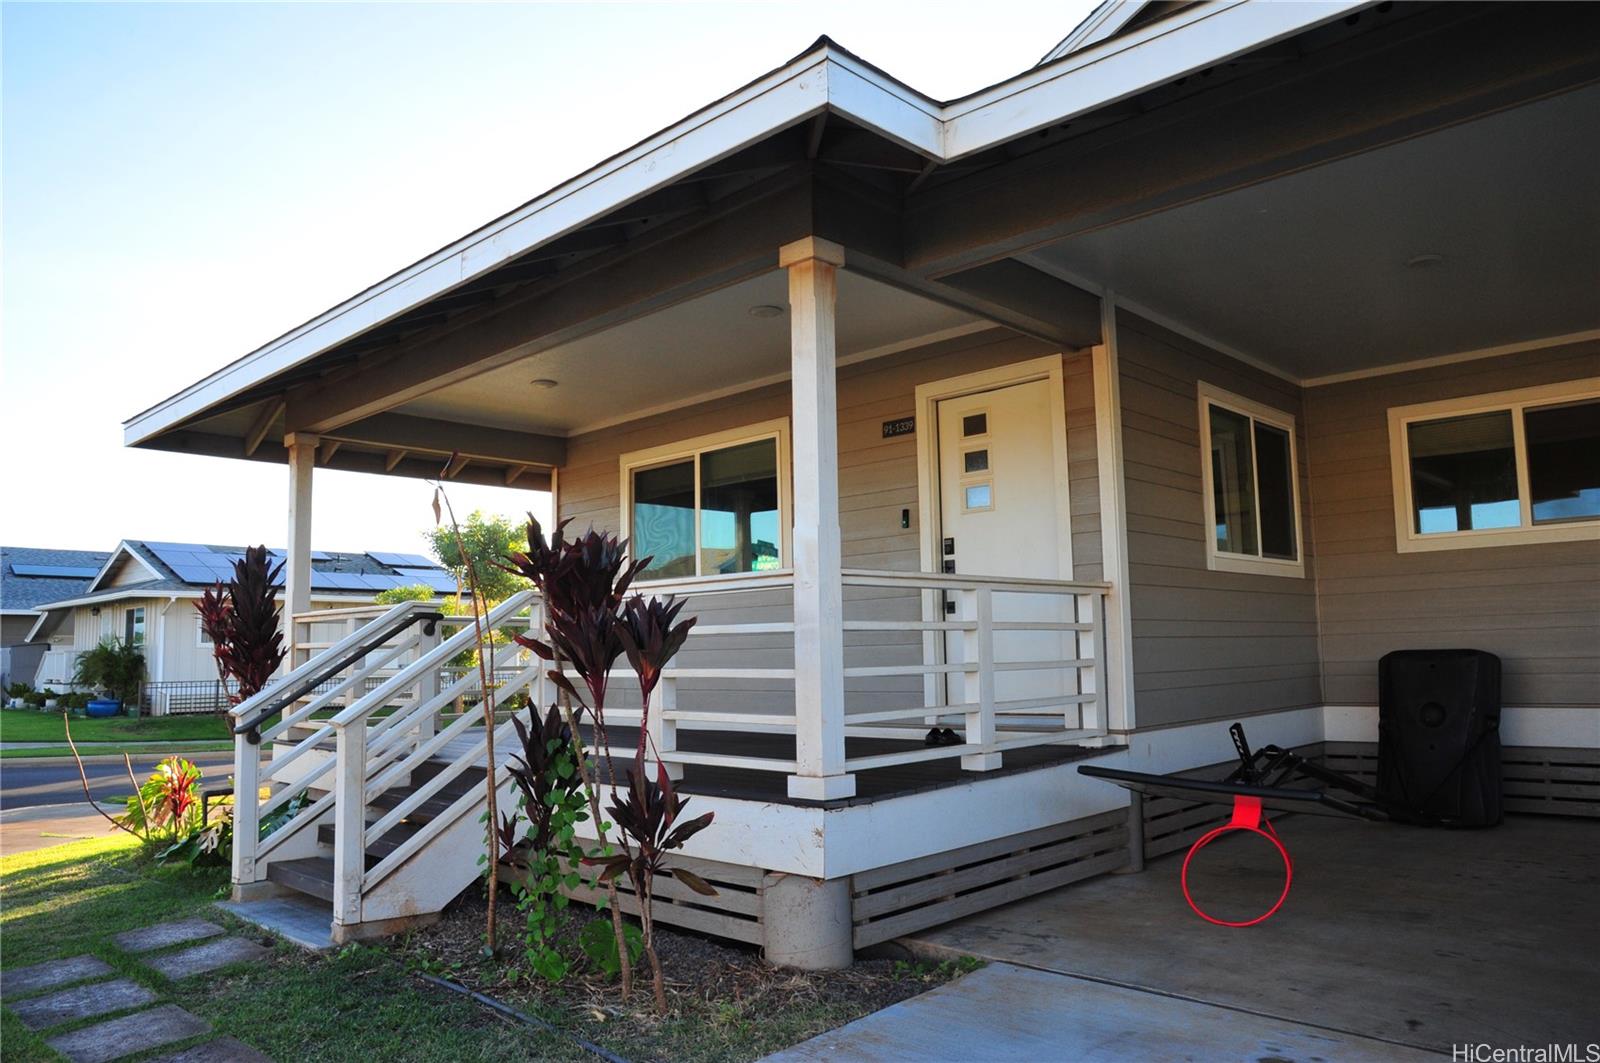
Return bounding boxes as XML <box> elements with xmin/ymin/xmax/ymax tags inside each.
<box><xmin>123</xmin><ymin>1</ymin><xmax>1370</xmax><ymax>451</ymax></box>
<box><xmin>1</xmin><ymin>547</ymin><xmax>114</xmax><ymax>614</ymax></box>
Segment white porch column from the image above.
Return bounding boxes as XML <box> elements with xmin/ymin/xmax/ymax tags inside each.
<box><xmin>284</xmin><ymin>432</ymin><xmax>318</xmax><ymax>663</ymax></box>
<box><xmin>781</xmin><ymin>237</ymin><xmax>854</xmax><ymax>801</ymax></box>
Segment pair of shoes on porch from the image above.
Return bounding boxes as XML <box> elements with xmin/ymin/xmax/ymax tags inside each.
<box><xmin>924</xmin><ymin>727</ymin><xmax>962</xmax><ymax>747</ymax></box>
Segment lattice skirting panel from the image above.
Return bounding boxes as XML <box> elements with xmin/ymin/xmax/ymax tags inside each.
<box><xmin>547</xmin><ymin>850</ymin><xmax>767</xmax><ymax>945</ymax></box>
<box><xmin>848</xmin><ymin>809</ymin><xmax>1131</xmax><ymax>949</ymax></box>
<box><xmin>1325</xmin><ymin>741</ymin><xmax>1600</xmax><ymax>820</ymax></box>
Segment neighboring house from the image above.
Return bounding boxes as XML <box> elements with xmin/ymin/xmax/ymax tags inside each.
<box><xmin>120</xmin><ymin>3</ymin><xmax>1600</xmax><ymax>958</ymax></box>
<box><xmin>26</xmin><ymin>540</ymin><xmax>457</xmax><ymax>713</ymax></box>
<box><xmin>0</xmin><ymin>547</ymin><xmax>111</xmax><ymax>690</ymax></box>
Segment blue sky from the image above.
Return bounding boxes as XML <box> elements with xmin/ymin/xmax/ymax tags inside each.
<box><xmin>2</xmin><ymin>1</ymin><xmax>1090</xmax><ymax>555</ymax></box>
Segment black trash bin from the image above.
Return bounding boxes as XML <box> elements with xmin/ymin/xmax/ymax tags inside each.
<box><xmin>1377</xmin><ymin>648</ymin><xmax>1502</xmax><ymax>827</ymax></box>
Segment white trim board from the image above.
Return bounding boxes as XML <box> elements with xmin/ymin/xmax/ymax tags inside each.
<box><xmin>1302</xmin><ymin>329</ymin><xmax>1600</xmax><ymax>388</ymax></box>
<box><xmin>1324</xmin><ymin>705</ymin><xmax>1600</xmax><ymax>750</ymax></box>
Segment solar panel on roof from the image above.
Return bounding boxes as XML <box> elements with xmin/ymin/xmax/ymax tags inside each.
<box><xmin>10</xmin><ymin>564</ymin><xmax>101</xmax><ymax>578</ymax></box>
<box><xmin>368</xmin><ymin>551</ymin><xmax>434</xmax><ymax>568</ymax></box>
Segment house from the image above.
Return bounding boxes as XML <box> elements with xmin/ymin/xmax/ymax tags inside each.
<box><xmin>0</xmin><ymin>547</ymin><xmax>111</xmax><ymax>691</ymax></box>
<box><xmin>120</xmin><ymin>2</ymin><xmax>1598</xmax><ymax>961</ymax></box>
<box><xmin>25</xmin><ymin>540</ymin><xmax>458</xmax><ymax>713</ymax></box>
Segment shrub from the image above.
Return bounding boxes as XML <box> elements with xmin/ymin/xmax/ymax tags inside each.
<box><xmin>72</xmin><ymin>640</ymin><xmax>145</xmax><ymax>706</ymax></box>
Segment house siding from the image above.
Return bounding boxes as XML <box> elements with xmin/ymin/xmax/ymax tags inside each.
<box><xmin>1115</xmin><ymin>310</ymin><xmax>1322</xmax><ymax>729</ymax></box>
<box><xmin>1304</xmin><ymin>337</ymin><xmax>1600</xmax><ymax>709</ymax></box>
<box><xmin>557</xmin><ymin>328</ymin><xmax>1101</xmax><ymax>719</ymax></box>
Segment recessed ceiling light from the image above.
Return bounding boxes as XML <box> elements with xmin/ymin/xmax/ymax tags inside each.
<box><xmin>748</xmin><ymin>304</ymin><xmax>784</xmax><ymax>318</ymax></box>
<box><xmin>529</xmin><ymin>378</ymin><xmax>559</xmax><ymax>389</ymax></box>
<box><xmin>1405</xmin><ymin>253</ymin><xmax>1444</xmax><ymax>269</ymax></box>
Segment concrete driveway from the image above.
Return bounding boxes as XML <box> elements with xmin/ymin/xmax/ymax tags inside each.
<box><xmin>897</xmin><ymin>813</ymin><xmax>1599</xmax><ymax>1056</ymax></box>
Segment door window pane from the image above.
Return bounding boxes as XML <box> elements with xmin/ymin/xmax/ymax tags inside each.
<box><xmin>1254</xmin><ymin>422</ymin><xmax>1297</xmax><ymax>560</ymax></box>
<box><xmin>699</xmin><ymin>439</ymin><xmax>780</xmax><ymax>575</ymax></box>
<box><xmin>1407</xmin><ymin>412</ymin><xmax>1519</xmax><ymax>534</ymax></box>
<box><xmin>1525</xmin><ymin>400</ymin><xmax>1600</xmax><ymax>525</ymax></box>
<box><xmin>632</xmin><ymin>461</ymin><xmax>695</xmax><ymax>577</ymax></box>
<box><xmin>1208</xmin><ymin>405</ymin><xmax>1258</xmax><ymax>556</ymax></box>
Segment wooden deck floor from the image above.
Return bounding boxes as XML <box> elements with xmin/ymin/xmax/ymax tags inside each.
<box><xmin>438</xmin><ymin>723</ymin><xmax>1120</xmax><ymax>808</ymax></box>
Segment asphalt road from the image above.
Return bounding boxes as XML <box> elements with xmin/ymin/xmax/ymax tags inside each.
<box><xmin>0</xmin><ymin>751</ymin><xmax>235</xmax><ymax>809</ymax></box>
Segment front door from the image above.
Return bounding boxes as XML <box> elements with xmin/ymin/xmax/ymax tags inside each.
<box><xmin>934</xmin><ymin>377</ymin><xmax>1072</xmax><ymax>707</ymax></box>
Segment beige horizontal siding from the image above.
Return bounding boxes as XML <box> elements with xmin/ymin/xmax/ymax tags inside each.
<box><xmin>557</xmin><ymin>328</ymin><xmax>1100</xmax><ymax>721</ymax></box>
<box><xmin>1304</xmin><ymin>337</ymin><xmax>1600</xmax><ymax>708</ymax></box>
<box><xmin>1115</xmin><ymin>309</ymin><xmax>1322</xmax><ymax>728</ymax></box>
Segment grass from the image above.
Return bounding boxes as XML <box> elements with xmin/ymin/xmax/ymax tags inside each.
<box><xmin>0</xmin><ymin>709</ymin><xmax>229</xmax><ymax>744</ymax></box>
<box><xmin>2</xmin><ymin>834</ymin><xmax>971</xmax><ymax>1061</ymax></box>
<box><xmin>0</xmin><ymin>835</ymin><xmax>582</xmax><ymax>1061</ymax></box>
<box><xmin>0</xmin><ymin>743</ymin><xmax>234</xmax><ymax>761</ymax></box>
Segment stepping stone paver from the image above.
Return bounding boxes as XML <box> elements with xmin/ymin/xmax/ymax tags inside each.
<box><xmin>0</xmin><ymin>954</ymin><xmax>115</xmax><ymax>997</ymax></box>
<box><xmin>149</xmin><ymin>1037</ymin><xmax>274</xmax><ymax>1063</ymax></box>
<box><xmin>11</xmin><ymin>977</ymin><xmax>157</xmax><ymax>1030</ymax></box>
<box><xmin>145</xmin><ymin>936</ymin><xmax>272</xmax><ymax>980</ymax></box>
<box><xmin>112</xmin><ymin>918</ymin><xmax>225</xmax><ymax>954</ymax></box>
<box><xmin>45</xmin><ymin>1004</ymin><xmax>210</xmax><ymax>1063</ymax></box>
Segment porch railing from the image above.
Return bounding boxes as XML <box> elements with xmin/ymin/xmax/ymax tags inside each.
<box><xmin>230</xmin><ymin>594</ymin><xmax>548</xmax><ymax>917</ymax></box>
<box><xmin>610</xmin><ymin>567</ymin><xmax>1111</xmax><ymax>789</ymax></box>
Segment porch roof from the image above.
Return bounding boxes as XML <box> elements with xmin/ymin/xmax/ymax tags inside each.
<box><xmin>122</xmin><ymin>2</ymin><xmax>1600</xmax><ymax>473</ymax></box>
<box><xmin>123</xmin><ymin>1</ymin><xmax>1372</xmax><ymax>462</ymax></box>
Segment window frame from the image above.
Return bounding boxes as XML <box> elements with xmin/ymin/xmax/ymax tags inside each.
<box><xmin>1388</xmin><ymin>377</ymin><xmax>1600</xmax><ymax>553</ymax></box>
<box><xmin>1197</xmin><ymin>382</ymin><xmax>1306</xmax><ymax>578</ymax></box>
<box><xmin>124</xmin><ymin>606</ymin><xmax>146</xmax><ymax>647</ymax></box>
<box><xmin>196</xmin><ymin>613</ymin><xmax>213</xmax><ymax>648</ymax></box>
<box><xmin>618</xmin><ymin>418</ymin><xmax>793</xmax><ymax>583</ymax></box>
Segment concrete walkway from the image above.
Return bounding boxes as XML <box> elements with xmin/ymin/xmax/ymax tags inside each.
<box><xmin>764</xmin><ymin>963</ymin><xmax>1439</xmax><ymax>1062</ymax></box>
<box><xmin>0</xmin><ymin>802</ymin><xmax>108</xmax><ymax>854</ymax></box>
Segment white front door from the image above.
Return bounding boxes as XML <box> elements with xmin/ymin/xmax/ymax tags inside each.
<box><xmin>934</xmin><ymin>377</ymin><xmax>1072</xmax><ymax>707</ymax></box>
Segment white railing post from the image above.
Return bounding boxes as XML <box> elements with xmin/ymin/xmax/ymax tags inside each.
<box><xmin>782</xmin><ymin>236</ymin><xmax>854</xmax><ymax>802</ymax></box>
<box><xmin>1079</xmin><ymin>591</ymin><xmax>1106</xmax><ymax>734</ymax></box>
<box><xmin>961</xmin><ymin>586</ymin><xmax>1001</xmax><ymax>771</ymax></box>
<box><xmin>332</xmin><ymin>717</ymin><xmax>367</xmax><ymax>928</ymax></box>
<box><xmin>231</xmin><ymin>731</ymin><xmax>262</xmax><ymax>888</ymax></box>
<box><xmin>414</xmin><ymin>617</ymin><xmax>441</xmax><ymax>742</ymax></box>
<box><xmin>648</xmin><ymin>675</ymin><xmax>683</xmax><ymax>781</ymax></box>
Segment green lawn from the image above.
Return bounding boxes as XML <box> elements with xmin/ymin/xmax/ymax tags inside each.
<box><xmin>0</xmin><ymin>835</ymin><xmax>577</xmax><ymax>1062</ymax></box>
<box><xmin>0</xmin><ymin>709</ymin><xmax>229</xmax><ymax>744</ymax></box>
<box><xmin>0</xmin><ymin>743</ymin><xmax>234</xmax><ymax>761</ymax></box>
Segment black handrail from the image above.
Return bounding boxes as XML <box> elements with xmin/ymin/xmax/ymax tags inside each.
<box><xmin>233</xmin><ymin>611</ymin><xmax>444</xmax><ymax>744</ymax></box>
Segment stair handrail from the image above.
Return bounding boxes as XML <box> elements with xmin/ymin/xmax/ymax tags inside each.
<box><xmin>326</xmin><ymin>590</ymin><xmax>539</xmax><ymax>729</ymax></box>
<box><xmin>231</xmin><ymin>600</ymin><xmax>443</xmax><ymax>742</ymax></box>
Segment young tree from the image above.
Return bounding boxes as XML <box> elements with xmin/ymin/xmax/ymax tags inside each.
<box><xmin>425</xmin><ymin>511</ymin><xmax>531</xmax><ymax>603</ymax></box>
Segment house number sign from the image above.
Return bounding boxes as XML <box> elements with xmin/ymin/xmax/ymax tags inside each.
<box><xmin>882</xmin><ymin>417</ymin><xmax>916</xmax><ymax>438</ymax></box>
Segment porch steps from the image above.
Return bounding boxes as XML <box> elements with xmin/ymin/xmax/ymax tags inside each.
<box><xmin>263</xmin><ymin>758</ymin><xmax>489</xmax><ymax>905</ymax></box>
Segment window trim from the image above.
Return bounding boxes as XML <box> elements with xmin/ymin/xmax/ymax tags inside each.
<box><xmin>196</xmin><ymin>614</ymin><xmax>213</xmax><ymax>648</ymax></box>
<box><xmin>1387</xmin><ymin>377</ymin><xmax>1600</xmax><ymax>553</ymax></box>
<box><xmin>618</xmin><ymin>418</ymin><xmax>792</xmax><ymax>582</ymax></box>
<box><xmin>124</xmin><ymin>606</ymin><xmax>146</xmax><ymax>647</ymax></box>
<box><xmin>1197</xmin><ymin>382</ymin><xmax>1305</xmax><ymax>578</ymax></box>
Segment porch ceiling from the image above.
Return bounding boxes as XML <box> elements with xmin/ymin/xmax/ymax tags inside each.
<box><xmin>393</xmin><ymin>269</ymin><xmax>980</xmax><ymax>436</ymax></box>
<box><xmin>1028</xmin><ymin>84</ymin><xmax>1600</xmax><ymax>381</ymax></box>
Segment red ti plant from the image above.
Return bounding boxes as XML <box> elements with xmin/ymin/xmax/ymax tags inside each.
<box><xmin>198</xmin><ymin>545</ymin><xmax>287</xmax><ymax>731</ymax></box>
<box><xmin>500</xmin><ymin>517</ymin><xmax>646</xmax><ymax>998</ymax></box>
<box><xmin>594</xmin><ymin>764</ymin><xmax>715</xmax><ymax>1014</ymax></box>
<box><xmin>617</xmin><ymin>594</ymin><xmax>696</xmax><ymax>762</ymax></box>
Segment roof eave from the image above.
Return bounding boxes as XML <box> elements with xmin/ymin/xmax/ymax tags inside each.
<box><xmin>124</xmin><ymin>0</ymin><xmax>1370</xmax><ymax>449</ymax></box>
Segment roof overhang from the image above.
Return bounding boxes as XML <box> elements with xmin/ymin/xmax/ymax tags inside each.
<box><xmin>124</xmin><ymin>0</ymin><xmax>1369</xmax><ymax>451</ymax></box>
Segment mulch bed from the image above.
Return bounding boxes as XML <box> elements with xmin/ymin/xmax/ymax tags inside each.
<box><xmin>385</xmin><ymin>887</ymin><xmax>977</xmax><ymax>1063</ymax></box>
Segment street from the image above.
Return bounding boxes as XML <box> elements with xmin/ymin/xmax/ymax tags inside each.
<box><xmin>0</xmin><ymin>751</ymin><xmax>235</xmax><ymax>855</ymax></box>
